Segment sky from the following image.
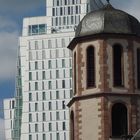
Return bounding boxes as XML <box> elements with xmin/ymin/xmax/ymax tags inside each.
<box><xmin>0</xmin><ymin>0</ymin><xmax>140</xmax><ymax>140</ymax></box>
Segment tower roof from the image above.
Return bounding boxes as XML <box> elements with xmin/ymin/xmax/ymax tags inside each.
<box><xmin>75</xmin><ymin>4</ymin><xmax>140</xmax><ymax>37</ymax></box>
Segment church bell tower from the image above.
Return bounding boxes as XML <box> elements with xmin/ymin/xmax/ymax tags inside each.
<box><xmin>68</xmin><ymin>4</ymin><xmax>140</xmax><ymax>140</ymax></box>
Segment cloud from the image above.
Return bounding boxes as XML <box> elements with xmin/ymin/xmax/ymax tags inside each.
<box><xmin>0</xmin><ymin>118</ymin><xmax>5</xmax><ymax>140</ymax></box>
<box><xmin>0</xmin><ymin>17</ymin><xmax>18</xmax><ymax>80</ymax></box>
<box><xmin>0</xmin><ymin>31</ymin><xmax>18</xmax><ymax>80</ymax></box>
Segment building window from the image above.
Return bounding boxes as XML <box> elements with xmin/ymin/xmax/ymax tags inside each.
<box><xmin>35</xmin><ymin>103</ymin><xmax>38</xmax><ymax>111</ymax></box>
<box><xmin>62</xmin><ymin>80</ymin><xmax>65</xmax><ymax>88</ymax></box>
<box><xmin>36</xmin><ymin>113</ymin><xmax>38</xmax><ymax>122</ymax></box>
<box><xmin>35</xmin><ymin>82</ymin><xmax>38</xmax><ymax>90</ymax></box>
<box><xmin>42</xmin><ymin>123</ymin><xmax>45</xmax><ymax>132</ymax></box>
<box><xmin>29</xmin><ymin>135</ymin><xmax>32</xmax><ymax>140</ymax></box>
<box><xmin>56</xmin><ymin>133</ymin><xmax>60</xmax><ymax>140</ymax></box>
<box><xmin>28</xmin><ymin>24</ymin><xmax>47</xmax><ymax>36</ymax></box>
<box><xmin>48</xmin><ymin>60</ymin><xmax>52</xmax><ymax>69</ymax></box>
<box><xmin>112</xmin><ymin>103</ymin><xmax>128</xmax><ymax>137</ymax></box>
<box><xmin>63</xmin><ymin>69</ymin><xmax>65</xmax><ymax>78</ymax></box>
<box><xmin>50</xmin><ymin>91</ymin><xmax>52</xmax><ymax>99</ymax></box>
<box><xmin>87</xmin><ymin>46</ymin><xmax>95</xmax><ymax>87</ymax></box>
<box><xmin>35</xmin><ymin>124</ymin><xmax>38</xmax><ymax>132</ymax></box>
<box><xmin>49</xmin><ymin>102</ymin><xmax>52</xmax><ymax>110</ymax></box>
<box><xmin>70</xmin><ymin>90</ymin><xmax>73</xmax><ymax>98</ymax></box>
<box><xmin>35</xmin><ymin>61</ymin><xmax>38</xmax><ymax>69</ymax></box>
<box><xmin>62</xmin><ymin>101</ymin><xmax>65</xmax><ymax>109</ymax></box>
<box><xmin>29</xmin><ymin>82</ymin><xmax>31</xmax><ymax>91</ymax></box>
<box><xmin>43</xmin><ymin>113</ymin><xmax>46</xmax><ymax>121</ymax></box>
<box><xmin>62</xmin><ymin>59</ymin><xmax>65</xmax><ymax>68</ymax></box>
<box><xmin>56</xmin><ymin>0</ymin><xmax>59</xmax><ymax>6</ymax></box>
<box><xmin>56</xmin><ymin>122</ymin><xmax>58</xmax><ymax>131</ymax></box>
<box><xmin>42</xmin><ymin>102</ymin><xmax>45</xmax><ymax>111</ymax></box>
<box><xmin>43</xmin><ymin>134</ymin><xmax>46</xmax><ymax>140</ymax></box>
<box><xmin>64</xmin><ymin>0</ymin><xmax>67</xmax><ymax>5</ymax></box>
<box><xmin>52</xmin><ymin>8</ymin><xmax>55</xmax><ymax>16</ymax></box>
<box><xmin>29</xmin><ymin>93</ymin><xmax>32</xmax><ymax>101</ymax></box>
<box><xmin>36</xmin><ymin>92</ymin><xmax>38</xmax><ymax>101</ymax></box>
<box><xmin>137</xmin><ymin>48</ymin><xmax>140</xmax><ymax>89</ymax></box>
<box><xmin>50</xmin><ymin>133</ymin><xmax>52</xmax><ymax>140</ymax></box>
<box><xmin>64</xmin><ymin>111</ymin><xmax>66</xmax><ymax>120</ymax></box>
<box><xmin>50</xmin><ymin>112</ymin><xmax>52</xmax><ymax>121</ymax></box>
<box><xmin>42</xmin><ymin>81</ymin><xmax>44</xmax><ymax>90</ymax></box>
<box><xmin>56</xmin><ymin>80</ymin><xmax>58</xmax><ymax>89</ymax></box>
<box><xmin>113</xmin><ymin>44</ymin><xmax>124</xmax><ymax>86</ymax></box>
<box><xmin>29</xmin><ymin>124</ymin><xmax>31</xmax><ymax>133</ymax></box>
<box><xmin>29</xmin><ymin>72</ymin><xmax>32</xmax><ymax>81</ymax></box>
<box><xmin>48</xmin><ymin>81</ymin><xmax>52</xmax><ymax>89</ymax></box>
<box><xmin>42</xmin><ymin>61</ymin><xmax>45</xmax><ymax>69</ymax></box>
<box><xmin>62</xmin><ymin>122</ymin><xmax>66</xmax><ymax>130</ymax></box>
<box><xmin>56</xmin><ymin>70</ymin><xmax>59</xmax><ymax>78</ymax></box>
<box><xmin>56</xmin><ymin>112</ymin><xmax>60</xmax><ymax>120</ymax></box>
<box><xmin>56</xmin><ymin>101</ymin><xmax>58</xmax><ymax>110</ymax></box>
<box><xmin>56</xmin><ymin>91</ymin><xmax>59</xmax><ymax>99</ymax></box>
<box><xmin>36</xmin><ymin>72</ymin><xmax>38</xmax><ymax>80</ymax></box>
<box><xmin>29</xmin><ymin>114</ymin><xmax>32</xmax><ymax>122</ymax></box>
<box><xmin>42</xmin><ymin>92</ymin><xmax>46</xmax><ymax>100</ymax></box>
<box><xmin>70</xmin><ymin>69</ymin><xmax>72</xmax><ymax>77</ymax></box>
<box><xmin>49</xmin><ymin>123</ymin><xmax>52</xmax><ymax>131</ymax></box>
<box><xmin>64</xmin><ymin>132</ymin><xmax>66</xmax><ymax>140</ymax></box>
<box><xmin>42</xmin><ymin>71</ymin><xmax>46</xmax><ymax>80</ymax></box>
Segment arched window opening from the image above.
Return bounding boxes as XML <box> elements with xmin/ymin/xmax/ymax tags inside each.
<box><xmin>70</xmin><ymin>111</ymin><xmax>74</xmax><ymax>140</ymax></box>
<box><xmin>87</xmin><ymin>46</ymin><xmax>95</xmax><ymax>87</ymax></box>
<box><xmin>112</xmin><ymin>103</ymin><xmax>128</xmax><ymax>137</ymax></box>
<box><xmin>113</xmin><ymin>44</ymin><xmax>124</xmax><ymax>86</ymax></box>
<box><xmin>74</xmin><ymin>52</ymin><xmax>76</xmax><ymax>94</ymax></box>
<box><xmin>137</xmin><ymin>48</ymin><xmax>140</xmax><ymax>89</ymax></box>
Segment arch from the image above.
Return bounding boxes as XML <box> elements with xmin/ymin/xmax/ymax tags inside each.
<box><xmin>112</xmin><ymin>103</ymin><xmax>128</xmax><ymax>137</ymax></box>
<box><xmin>86</xmin><ymin>46</ymin><xmax>95</xmax><ymax>87</ymax></box>
<box><xmin>70</xmin><ymin>111</ymin><xmax>74</xmax><ymax>140</ymax></box>
<box><xmin>113</xmin><ymin>44</ymin><xmax>124</xmax><ymax>86</ymax></box>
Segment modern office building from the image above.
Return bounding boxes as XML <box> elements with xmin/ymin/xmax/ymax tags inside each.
<box><xmin>4</xmin><ymin>98</ymin><xmax>15</xmax><ymax>140</ymax></box>
<box><xmin>4</xmin><ymin>0</ymin><xmax>95</xmax><ymax>140</ymax></box>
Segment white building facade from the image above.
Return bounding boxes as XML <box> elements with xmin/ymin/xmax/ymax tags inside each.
<box><xmin>4</xmin><ymin>0</ymin><xmax>95</xmax><ymax>140</ymax></box>
<box><xmin>4</xmin><ymin>98</ymin><xmax>15</xmax><ymax>140</ymax></box>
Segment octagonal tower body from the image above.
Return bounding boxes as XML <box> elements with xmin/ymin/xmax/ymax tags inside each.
<box><xmin>68</xmin><ymin>4</ymin><xmax>140</xmax><ymax>140</ymax></box>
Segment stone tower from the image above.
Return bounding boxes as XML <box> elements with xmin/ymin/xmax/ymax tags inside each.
<box><xmin>68</xmin><ymin>4</ymin><xmax>140</xmax><ymax>140</ymax></box>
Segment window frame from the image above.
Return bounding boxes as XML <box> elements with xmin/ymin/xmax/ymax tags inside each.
<box><xmin>86</xmin><ymin>46</ymin><xmax>96</xmax><ymax>88</ymax></box>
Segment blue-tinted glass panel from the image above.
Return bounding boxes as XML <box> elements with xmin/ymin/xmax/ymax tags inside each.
<box><xmin>32</xmin><ymin>25</ymin><xmax>38</xmax><ymax>35</ymax></box>
<box><xmin>39</xmin><ymin>24</ymin><xmax>46</xmax><ymax>34</ymax></box>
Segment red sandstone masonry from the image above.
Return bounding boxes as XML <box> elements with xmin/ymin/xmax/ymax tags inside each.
<box><xmin>127</xmin><ymin>40</ymin><xmax>135</xmax><ymax>92</ymax></box>
<box><xmin>77</xmin><ymin>44</ymin><xmax>84</xmax><ymax>96</ymax></box>
<box><xmin>98</xmin><ymin>40</ymin><xmax>111</xmax><ymax>92</ymax></box>
<box><xmin>75</xmin><ymin>101</ymin><xmax>82</xmax><ymax>140</ymax></box>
